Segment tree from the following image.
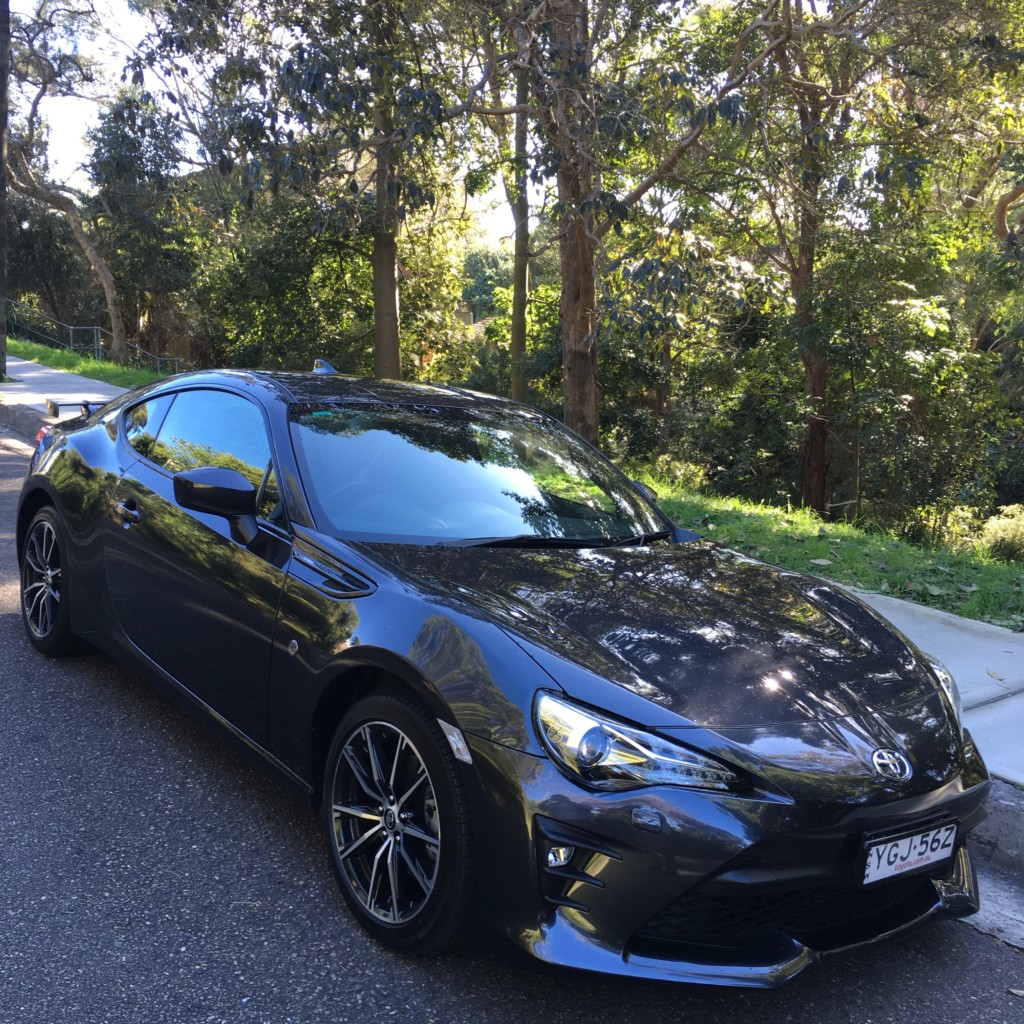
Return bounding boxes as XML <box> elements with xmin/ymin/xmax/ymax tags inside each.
<box><xmin>459</xmin><ymin>0</ymin><xmax>883</xmax><ymax>447</ymax></box>
<box><xmin>7</xmin><ymin>0</ymin><xmax>130</xmax><ymax>362</ymax></box>
<box><xmin>137</xmin><ymin>0</ymin><xmax>487</xmax><ymax>380</ymax></box>
<box><xmin>86</xmin><ymin>92</ymin><xmax>195</xmax><ymax>351</ymax></box>
<box><xmin>1</xmin><ymin>0</ymin><xmax>10</xmax><ymax>379</ymax></box>
<box><xmin>6</xmin><ymin>191</ymin><xmax>99</xmax><ymax>323</ymax></box>
<box><xmin>663</xmin><ymin>0</ymin><xmax>1024</xmax><ymax>513</ymax></box>
<box><xmin>468</xmin><ymin>8</ymin><xmax>533</xmax><ymax>401</ymax></box>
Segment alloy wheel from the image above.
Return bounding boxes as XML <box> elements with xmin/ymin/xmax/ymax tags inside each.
<box><xmin>22</xmin><ymin>518</ymin><xmax>62</xmax><ymax>640</ymax></box>
<box><xmin>329</xmin><ymin>720</ymin><xmax>441</xmax><ymax>925</ymax></box>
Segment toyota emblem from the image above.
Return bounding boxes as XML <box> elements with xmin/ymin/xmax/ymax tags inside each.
<box><xmin>871</xmin><ymin>748</ymin><xmax>913</xmax><ymax>781</ymax></box>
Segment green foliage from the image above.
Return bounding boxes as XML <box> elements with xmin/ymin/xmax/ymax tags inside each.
<box><xmin>462</xmin><ymin>246</ymin><xmax>513</xmax><ymax>321</ymax></box>
<box><xmin>461</xmin><ymin>281</ymin><xmax>563</xmax><ymax>415</ymax></box>
<box><xmin>86</xmin><ymin>93</ymin><xmax>199</xmax><ymax>352</ymax></box>
<box><xmin>6</xmin><ymin>196</ymin><xmax>102</xmax><ymax>325</ymax></box>
<box><xmin>136</xmin><ymin>0</ymin><xmax>468</xmax><ymax>226</ymax></box>
<box><xmin>198</xmin><ymin>191</ymin><xmax>376</xmax><ymax>373</ymax></box>
<box><xmin>670</xmin><ymin>314</ymin><xmax>806</xmax><ymax>504</ymax></box>
<box><xmin>400</xmin><ymin>211</ymin><xmax>477</xmax><ymax>380</ymax></box>
<box><xmin>648</xmin><ymin>485</ymin><xmax>1024</xmax><ymax>630</ymax></box>
<box><xmin>981</xmin><ymin>505</ymin><xmax>1024</xmax><ymax>563</ymax></box>
<box><xmin>5</xmin><ymin>0</ymin><xmax>1023</xmax><ymax>561</ymax></box>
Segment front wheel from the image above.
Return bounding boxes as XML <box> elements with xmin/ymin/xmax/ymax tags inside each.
<box><xmin>322</xmin><ymin>689</ymin><xmax>475</xmax><ymax>952</ymax></box>
<box><xmin>20</xmin><ymin>507</ymin><xmax>83</xmax><ymax>656</ymax></box>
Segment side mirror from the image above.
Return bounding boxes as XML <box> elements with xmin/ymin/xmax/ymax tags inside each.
<box><xmin>174</xmin><ymin>466</ymin><xmax>259</xmax><ymax>544</ymax></box>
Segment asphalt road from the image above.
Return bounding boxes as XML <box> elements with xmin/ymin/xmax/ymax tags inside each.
<box><xmin>2</xmin><ymin>429</ymin><xmax>1022</xmax><ymax>1024</ymax></box>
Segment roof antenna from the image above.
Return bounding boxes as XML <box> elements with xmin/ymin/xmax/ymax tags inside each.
<box><xmin>312</xmin><ymin>358</ymin><xmax>337</xmax><ymax>374</ymax></box>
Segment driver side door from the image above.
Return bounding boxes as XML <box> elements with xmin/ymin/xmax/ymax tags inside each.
<box><xmin>105</xmin><ymin>387</ymin><xmax>290</xmax><ymax>743</ymax></box>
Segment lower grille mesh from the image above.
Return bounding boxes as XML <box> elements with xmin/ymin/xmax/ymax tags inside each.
<box><xmin>635</xmin><ymin>874</ymin><xmax>937</xmax><ymax>948</ymax></box>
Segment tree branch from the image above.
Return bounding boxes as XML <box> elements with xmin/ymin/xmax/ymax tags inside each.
<box><xmin>994</xmin><ymin>183</ymin><xmax>1024</xmax><ymax>245</ymax></box>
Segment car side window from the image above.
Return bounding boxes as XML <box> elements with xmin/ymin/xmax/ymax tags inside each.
<box><xmin>124</xmin><ymin>394</ymin><xmax>175</xmax><ymax>461</ymax></box>
<box><xmin>148</xmin><ymin>389</ymin><xmax>281</xmax><ymax>522</ymax></box>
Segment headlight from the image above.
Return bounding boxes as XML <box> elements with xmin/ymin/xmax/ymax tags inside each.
<box><xmin>927</xmin><ymin>656</ymin><xmax>964</xmax><ymax>735</ymax></box>
<box><xmin>534</xmin><ymin>691</ymin><xmax>741</xmax><ymax>792</ymax></box>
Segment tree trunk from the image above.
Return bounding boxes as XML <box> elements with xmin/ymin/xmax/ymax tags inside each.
<box><xmin>372</xmin><ymin>227</ymin><xmax>400</xmax><ymax>378</ymax></box>
<box><xmin>656</xmin><ymin>334</ymin><xmax>672</xmax><ymax>456</ymax></box>
<box><xmin>370</xmin><ymin>0</ymin><xmax>400</xmax><ymax>380</ymax></box>
<box><xmin>508</xmin><ymin>66</ymin><xmax>529</xmax><ymax>402</ymax></box>
<box><xmin>558</xmin><ymin>172</ymin><xmax>599</xmax><ymax>443</ymax></box>
<box><xmin>800</xmin><ymin>346</ymin><xmax>830</xmax><ymax>513</ymax></box>
<box><xmin>794</xmin><ymin>100</ymin><xmax>828</xmax><ymax>515</ymax></box>
<box><xmin>0</xmin><ymin>0</ymin><xmax>9</xmax><ymax>380</ymax></box>
<box><xmin>552</xmin><ymin>0</ymin><xmax>599</xmax><ymax>444</ymax></box>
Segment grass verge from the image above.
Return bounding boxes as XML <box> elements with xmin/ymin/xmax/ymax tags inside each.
<box><xmin>656</xmin><ymin>490</ymin><xmax>1024</xmax><ymax>631</ymax></box>
<box><xmin>7</xmin><ymin>338</ymin><xmax>165</xmax><ymax>389</ymax></box>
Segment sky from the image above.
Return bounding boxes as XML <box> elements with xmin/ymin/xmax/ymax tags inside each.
<box><xmin>11</xmin><ymin>0</ymin><xmax>149</xmax><ymax>189</ymax></box>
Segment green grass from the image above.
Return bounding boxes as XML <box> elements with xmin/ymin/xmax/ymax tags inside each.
<box><xmin>7</xmin><ymin>338</ymin><xmax>166</xmax><ymax>389</ymax></box>
<box><xmin>655</xmin><ymin>489</ymin><xmax>1024</xmax><ymax>631</ymax></box>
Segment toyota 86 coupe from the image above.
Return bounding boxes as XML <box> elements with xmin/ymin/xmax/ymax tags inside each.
<box><xmin>16</xmin><ymin>368</ymin><xmax>989</xmax><ymax>987</ymax></box>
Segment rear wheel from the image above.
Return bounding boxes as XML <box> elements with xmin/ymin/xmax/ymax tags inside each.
<box><xmin>322</xmin><ymin>689</ymin><xmax>475</xmax><ymax>951</ymax></box>
<box><xmin>20</xmin><ymin>507</ymin><xmax>82</xmax><ymax>656</ymax></box>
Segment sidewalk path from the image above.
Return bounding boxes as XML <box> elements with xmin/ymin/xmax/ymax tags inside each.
<box><xmin>1</xmin><ymin>354</ymin><xmax>127</xmax><ymax>436</ymax></box>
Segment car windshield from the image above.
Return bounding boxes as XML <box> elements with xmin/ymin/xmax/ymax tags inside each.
<box><xmin>289</xmin><ymin>402</ymin><xmax>665</xmax><ymax>545</ymax></box>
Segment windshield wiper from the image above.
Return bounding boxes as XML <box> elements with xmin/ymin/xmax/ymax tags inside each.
<box><xmin>458</xmin><ymin>529</ymin><xmax>672</xmax><ymax>549</ymax></box>
<box><xmin>604</xmin><ymin>530</ymin><xmax>673</xmax><ymax>547</ymax></box>
<box><xmin>458</xmin><ymin>534</ymin><xmax>604</xmax><ymax>549</ymax></box>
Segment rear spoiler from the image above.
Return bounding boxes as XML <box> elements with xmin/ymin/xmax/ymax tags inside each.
<box><xmin>45</xmin><ymin>399</ymin><xmax>101</xmax><ymax>418</ymax></box>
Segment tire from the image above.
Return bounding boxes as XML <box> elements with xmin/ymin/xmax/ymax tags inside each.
<box><xmin>20</xmin><ymin>507</ymin><xmax>83</xmax><ymax>657</ymax></box>
<box><xmin>322</xmin><ymin>689</ymin><xmax>475</xmax><ymax>952</ymax></box>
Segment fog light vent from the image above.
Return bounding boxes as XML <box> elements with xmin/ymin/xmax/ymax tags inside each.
<box><xmin>535</xmin><ymin>816</ymin><xmax>622</xmax><ymax>914</ymax></box>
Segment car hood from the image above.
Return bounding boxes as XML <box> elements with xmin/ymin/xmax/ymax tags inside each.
<box><xmin>366</xmin><ymin>541</ymin><xmax>941</xmax><ymax>730</ymax></box>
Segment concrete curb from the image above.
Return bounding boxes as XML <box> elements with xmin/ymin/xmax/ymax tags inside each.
<box><xmin>972</xmin><ymin>778</ymin><xmax>1024</xmax><ymax>876</ymax></box>
<box><xmin>0</xmin><ymin>399</ymin><xmax>49</xmax><ymax>441</ymax></box>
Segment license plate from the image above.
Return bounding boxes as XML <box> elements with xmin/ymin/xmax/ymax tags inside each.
<box><xmin>863</xmin><ymin>822</ymin><xmax>957</xmax><ymax>885</ymax></box>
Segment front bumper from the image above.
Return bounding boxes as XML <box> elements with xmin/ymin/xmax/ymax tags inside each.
<box><xmin>606</xmin><ymin>845</ymin><xmax>977</xmax><ymax>987</ymax></box>
<box><xmin>471</xmin><ymin>737</ymin><xmax>988</xmax><ymax>987</ymax></box>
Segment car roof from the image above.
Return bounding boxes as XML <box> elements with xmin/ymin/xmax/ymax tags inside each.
<box><xmin>159</xmin><ymin>369</ymin><xmax>522</xmax><ymax>413</ymax></box>
<box><xmin>266</xmin><ymin>372</ymin><xmax>494</xmax><ymax>407</ymax></box>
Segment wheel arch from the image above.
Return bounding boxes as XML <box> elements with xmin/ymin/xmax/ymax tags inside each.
<box><xmin>16</xmin><ymin>485</ymin><xmax>57</xmax><ymax>562</ymax></box>
<box><xmin>307</xmin><ymin>653</ymin><xmax>474</xmax><ymax>806</ymax></box>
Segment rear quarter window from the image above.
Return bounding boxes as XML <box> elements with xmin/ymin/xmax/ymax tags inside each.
<box><xmin>124</xmin><ymin>394</ymin><xmax>175</xmax><ymax>460</ymax></box>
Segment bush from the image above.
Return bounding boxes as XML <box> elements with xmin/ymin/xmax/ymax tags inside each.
<box><xmin>872</xmin><ymin>502</ymin><xmax>985</xmax><ymax>552</ymax></box>
<box><xmin>628</xmin><ymin>455</ymin><xmax>709</xmax><ymax>494</ymax></box>
<box><xmin>981</xmin><ymin>505</ymin><xmax>1024</xmax><ymax>563</ymax></box>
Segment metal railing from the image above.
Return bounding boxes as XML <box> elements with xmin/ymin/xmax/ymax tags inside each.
<box><xmin>5</xmin><ymin>299</ymin><xmax>183</xmax><ymax>374</ymax></box>
<box><xmin>128</xmin><ymin>343</ymin><xmax>182</xmax><ymax>375</ymax></box>
<box><xmin>6</xmin><ymin>300</ymin><xmax>101</xmax><ymax>356</ymax></box>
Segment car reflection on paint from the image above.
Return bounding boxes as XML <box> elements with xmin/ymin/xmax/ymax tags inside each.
<box><xmin>17</xmin><ymin>368</ymin><xmax>989</xmax><ymax>987</ymax></box>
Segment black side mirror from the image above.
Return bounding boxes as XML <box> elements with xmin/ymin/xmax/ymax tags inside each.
<box><xmin>173</xmin><ymin>466</ymin><xmax>259</xmax><ymax>544</ymax></box>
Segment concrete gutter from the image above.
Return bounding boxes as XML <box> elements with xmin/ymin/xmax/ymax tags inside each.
<box><xmin>973</xmin><ymin>779</ymin><xmax>1024</xmax><ymax>870</ymax></box>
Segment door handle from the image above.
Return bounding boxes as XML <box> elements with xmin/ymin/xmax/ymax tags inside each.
<box><xmin>115</xmin><ymin>500</ymin><xmax>141</xmax><ymax>526</ymax></box>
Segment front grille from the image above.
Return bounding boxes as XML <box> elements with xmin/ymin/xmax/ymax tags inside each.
<box><xmin>634</xmin><ymin>874</ymin><xmax>939</xmax><ymax>951</ymax></box>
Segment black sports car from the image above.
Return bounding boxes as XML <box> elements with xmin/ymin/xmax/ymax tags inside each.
<box><xmin>17</xmin><ymin>368</ymin><xmax>988</xmax><ymax>987</ymax></box>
